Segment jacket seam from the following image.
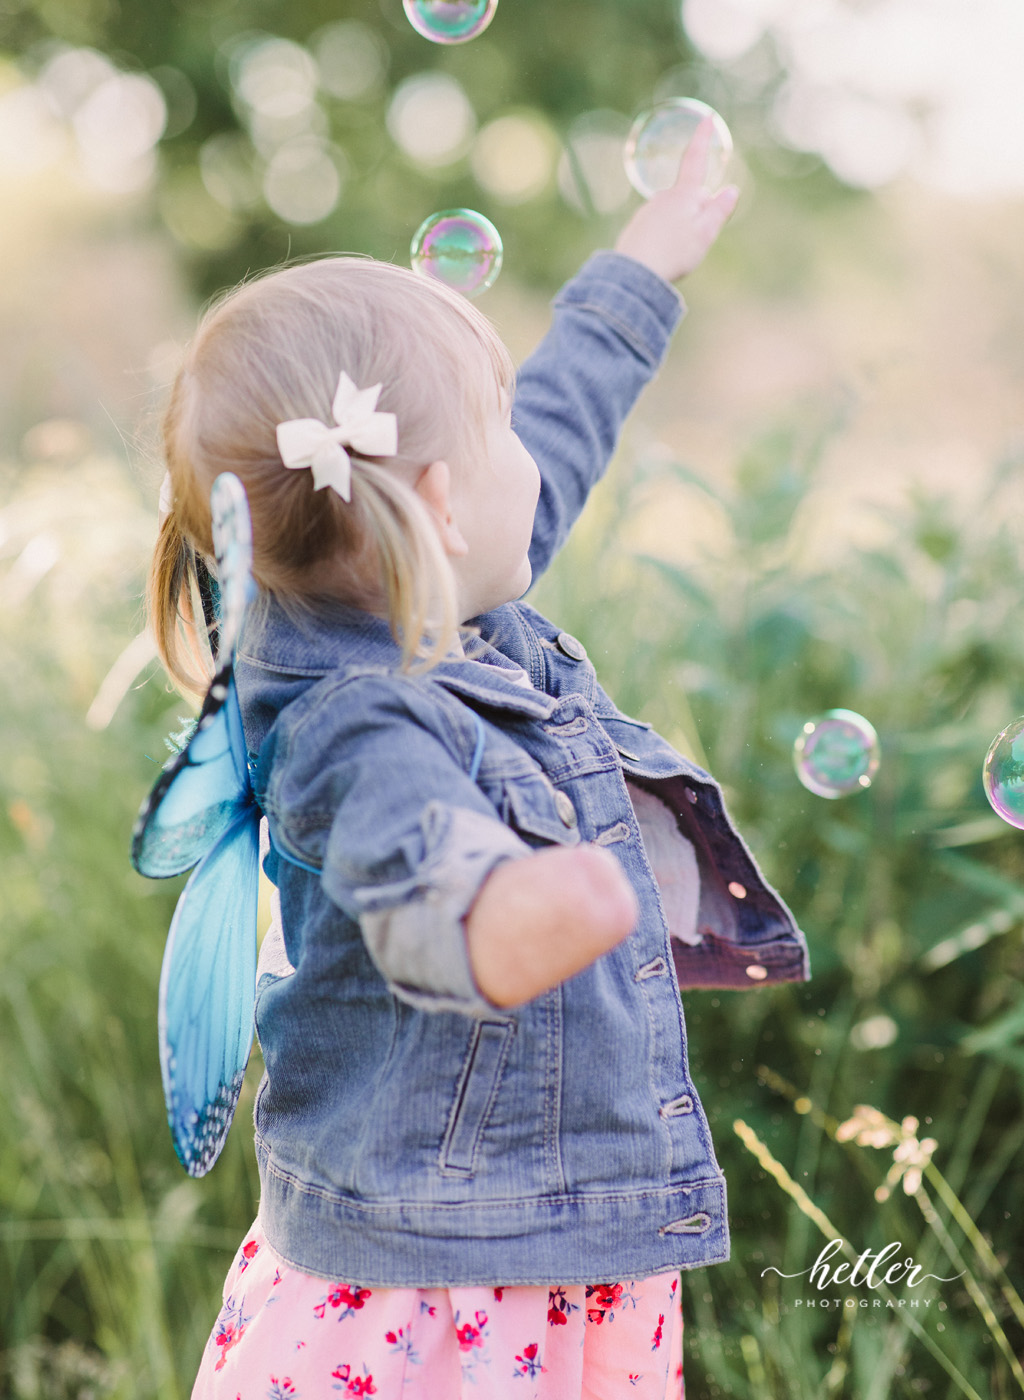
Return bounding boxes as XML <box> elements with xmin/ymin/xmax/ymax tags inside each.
<box><xmin>551</xmin><ymin>295</ymin><xmax>666</xmax><ymax>365</ymax></box>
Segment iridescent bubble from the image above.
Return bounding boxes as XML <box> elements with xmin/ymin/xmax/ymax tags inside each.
<box><xmin>624</xmin><ymin>98</ymin><xmax>732</xmax><ymax>198</ymax></box>
<box><xmin>410</xmin><ymin>208</ymin><xmax>503</xmax><ymax>297</ymax></box>
<box><xmin>793</xmin><ymin>709</ymin><xmax>880</xmax><ymax>799</ymax></box>
<box><xmin>402</xmin><ymin>0</ymin><xmax>498</xmax><ymax>44</ymax></box>
<box><xmin>983</xmin><ymin>716</ymin><xmax>1024</xmax><ymax>829</ymax></box>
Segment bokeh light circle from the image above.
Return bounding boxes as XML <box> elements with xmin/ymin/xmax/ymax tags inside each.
<box><xmin>410</xmin><ymin>208</ymin><xmax>503</xmax><ymax>297</ymax></box>
<box><xmin>402</xmin><ymin>0</ymin><xmax>498</xmax><ymax>45</ymax></box>
<box><xmin>387</xmin><ymin>73</ymin><xmax>475</xmax><ymax>168</ymax></box>
<box><xmin>983</xmin><ymin>716</ymin><xmax>1024</xmax><ymax>829</ymax></box>
<box><xmin>793</xmin><ymin>709</ymin><xmax>880</xmax><ymax>799</ymax></box>
<box><xmin>624</xmin><ymin>98</ymin><xmax>732</xmax><ymax>198</ymax></box>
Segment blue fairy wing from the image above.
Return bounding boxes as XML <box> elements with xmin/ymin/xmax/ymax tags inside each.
<box><xmin>131</xmin><ymin>472</ymin><xmax>261</xmax><ymax>1174</ymax></box>
<box><xmin>158</xmin><ymin>799</ymin><xmax>260</xmax><ymax>1175</ymax></box>
<box><xmin>131</xmin><ymin>668</ymin><xmax>251</xmax><ymax>877</ymax></box>
<box><xmin>131</xmin><ymin>472</ymin><xmax>256</xmax><ymax>877</ymax></box>
<box><xmin>208</xmin><ymin>471</ymin><xmax>254</xmax><ymax>668</ymax></box>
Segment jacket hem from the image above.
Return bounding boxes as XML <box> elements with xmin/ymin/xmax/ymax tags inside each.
<box><xmin>254</xmin><ymin>1139</ymin><xmax>730</xmax><ymax>1287</ymax></box>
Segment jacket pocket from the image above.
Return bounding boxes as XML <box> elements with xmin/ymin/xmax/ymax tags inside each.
<box><xmin>498</xmin><ymin>771</ymin><xmax>583</xmax><ymax>847</ymax></box>
<box><xmin>439</xmin><ymin>1019</ymin><xmax>516</xmax><ymax>1176</ymax></box>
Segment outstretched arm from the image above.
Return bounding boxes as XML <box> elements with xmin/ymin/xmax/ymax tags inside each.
<box><xmin>514</xmin><ymin>116</ymin><xmax>739</xmax><ymax>583</ymax></box>
<box><xmin>613</xmin><ymin>115</ymin><xmax>740</xmax><ymax>281</ymax></box>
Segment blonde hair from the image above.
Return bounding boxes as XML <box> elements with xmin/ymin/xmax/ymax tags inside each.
<box><xmin>150</xmin><ymin>256</ymin><xmax>515</xmax><ymax>694</ymax></box>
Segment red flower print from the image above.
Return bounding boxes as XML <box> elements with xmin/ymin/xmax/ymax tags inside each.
<box><xmin>546</xmin><ymin>1286</ymin><xmax>579</xmax><ymax>1327</ymax></box>
<box><xmin>513</xmin><ymin>1342</ymin><xmax>547</xmax><ymax>1379</ymax></box>
<box><xmin>455</xmin><ymin>1314</ymin><xmax>487</xmax><ymax>1352</ymax></box>
<box><xmin>315</xmin><ymin>1285</ymin><xmax>372</xmax><ymax>1321</ymax></box>
<box><xmin>331</xmin><ymin>1285</ymin><xmax>370</xmax><ymax>1311</ymax></box>
<box><xmin>493</xmin><ymin>1287</ymin><xmax>504</xmax><ymax>1302</ymax></box>
<box><xmin>267</xmin><ymin>1378</ymin><xmax>297</xmax><ymax>1400</ymax></box>
<box><xmin>386</xmin><ymin>1327</ymin><xmax>419</xmax><ymax>1363</ymax></box>
<box><xmin>214</xmin><ymin>1322</ymin><xmax>246</xmax><ymax>1370</ymax></box>
<box><xmin>242</xmin><ymin>1240</ymin><xmax>258</xmax><ymax>1260</ymax></box>
<box><xmin>331</xmin><ymin>1369</ymin><xmax>376</xmax><ymax>1398</ymax></box>
<box><xmin>652</xmin><ymin>1313</ymin><xmax>665</xmax><ymax>1350</ymax></box>
<box><xmin>585</xmin><ymin>1281</ymin><xmax>633</xmax><ymax>1325</ymax></box>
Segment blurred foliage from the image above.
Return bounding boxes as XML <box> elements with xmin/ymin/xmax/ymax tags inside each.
<box><xmin>0</xmin><ymin>457</ymin><xmax>262</xmax><ymax>1398</ymax></box>
<box><xmin>533</xmin><ymin>422</ymin><xmax>1024</xmax><ymax>1398</ymax></box>
<box><xmin>1</xmin><ymin>426</ymin><xmax>1023</xmax><ymax>1395</ymax></box>
<box><xmin>0</xmin><ymin>0</ymin><xmax>852</xmax><ymax>301</ymax></box>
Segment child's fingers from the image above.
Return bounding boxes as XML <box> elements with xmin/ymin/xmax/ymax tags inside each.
<box><xmin>674</xmin><ymin>113</ymin><xmax>715</xmax><ymax>188</ymax></box>
<box><xmin>690</xmin><ymin>183</ymin><xmax>740</xmax><ymax>241</ymax></box>
<box><xmin>708</xmin><ymin>183</ymin><xmax>740</xmax><ymax>223</ymax></box>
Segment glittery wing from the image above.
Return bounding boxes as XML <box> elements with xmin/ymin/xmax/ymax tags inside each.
<box><xmin>131</xmin><ymin>472</ymin><xmax>260</xmax><ymax>1175</ymax></box>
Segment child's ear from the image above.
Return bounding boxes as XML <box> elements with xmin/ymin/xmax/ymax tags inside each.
<box><xmin>414</xmin><ymin>459</ymin><xmax>469</xmax><ymax>557</ymax></box>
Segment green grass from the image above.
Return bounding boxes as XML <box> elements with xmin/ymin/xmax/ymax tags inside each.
<box><xmin>2</xmin><ymin>431</ymin><xmax>1022</xmax><ymax>1397</ymax></box>
<box><xmin>0</xmin><ymin>459</ymin><xmax>260</xmax><ymax>1398</ymax></box>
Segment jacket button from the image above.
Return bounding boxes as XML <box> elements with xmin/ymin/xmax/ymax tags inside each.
<box><xmin>554</xmin><ymin>791</ymin><xmax>578</xmax><ymax>827</ymax></box>
<box><xmin>556</xmin><ymin>631</ymin><xmax>587</xmax><ymax>661</ymax></box>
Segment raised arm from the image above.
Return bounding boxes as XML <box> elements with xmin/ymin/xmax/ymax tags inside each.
<box><xmin>514</xmin><ymin>252</ymin><xmax>685</xmax><ymax>582</ymax></box>
<box><xmin>515</xmin><ymin>117</ymin><xmax>739</xmax><ymax>582</ymax></box>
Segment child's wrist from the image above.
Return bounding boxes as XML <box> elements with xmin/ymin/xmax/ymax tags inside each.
<box><xmin>611</xmin><ymin>242</ymin><xmax>684</xmax><ymax>287</ymax></box>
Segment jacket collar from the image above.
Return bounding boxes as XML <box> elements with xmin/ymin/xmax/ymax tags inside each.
<box><xmin>238</xmin><ymin>595</ymin><xmax>558</xmax><ymax>720</ymax></box>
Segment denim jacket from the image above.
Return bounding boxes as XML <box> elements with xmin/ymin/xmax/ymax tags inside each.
<box><xmin>237</xmin><ymin>252</ymin><xmax>810</xmax><ymax>1287</ymax></box>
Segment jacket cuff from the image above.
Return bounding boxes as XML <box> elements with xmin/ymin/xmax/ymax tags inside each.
<box><xmin>355</xmin><ymin>803</ymin><xmax>530</xmax><ymax>1017</ymax></box>
<box><xmin>553</xmin><ymin>251</ymin><xmax>686</xmax><ymax>368</ymax></box>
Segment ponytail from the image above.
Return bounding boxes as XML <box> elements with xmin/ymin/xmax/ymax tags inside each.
<box><xmin>352</xmin><ymin>460</ymin><xmax>459</xmax><ymax>669</ymax></box>
<box><xmin>147</xmin><ymin>511</ymin><xmax>213</xmax><ymax>698</ymax></box>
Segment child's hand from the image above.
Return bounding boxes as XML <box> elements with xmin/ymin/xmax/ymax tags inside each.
<box><xmin>465</xmin><ymin>845</ymin><xmax>638</xmax><ymax>1008</ymax></box>
<box><xmin>614</xmin><ymin>115</ymin><xmax>740</xmax><ymax>283</ymax></box>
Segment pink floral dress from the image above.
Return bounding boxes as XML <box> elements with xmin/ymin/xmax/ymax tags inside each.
<box><xmin>192</xmin><ymin>1222</ymin><xmax>684</xmax><ymax>1400</ymax></box>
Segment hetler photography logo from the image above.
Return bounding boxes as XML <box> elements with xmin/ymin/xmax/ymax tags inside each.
<box><xmin>761</xmin><ymin>1238</ymin><xmax>965</xmax><ymax>1312</ymax></box>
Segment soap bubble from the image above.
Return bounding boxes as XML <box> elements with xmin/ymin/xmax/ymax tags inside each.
<box><xmin>624</xmin><ymin>98</ymin><xmax>732</xmax><ymax>198</ymax></box>
<box><xmin>410</xmin><ymin>208</ymin><xmax>503</xmax><ymax>297</ymax></box>
<box><xmin>983</xmin><ymin>716</ymin><xmax>1024</xmax><ymax>829</ymax></box>
<box><xmin>402</xmin><ymin>0</ymin><xmax>498</xmax><ymax>44</ymax></box>
<box><xmin>793</xmin><ymin>709</ymin><xmax>880</xmax><ymax>799</ymax></box>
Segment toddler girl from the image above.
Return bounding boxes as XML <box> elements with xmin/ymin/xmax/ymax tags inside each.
<box><xmin>151</xmin><ymin>125</ymin><xmax>808</xmax><ymax>1399</ymax></box>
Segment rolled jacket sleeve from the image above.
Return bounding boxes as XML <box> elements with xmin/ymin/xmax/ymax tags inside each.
<box><xmin>258</xmin><ymin>675</ymin><xmax>532</xmax><ymax>1017</ymax></box>
<box><xmin>513</xmin><ymin>251</ymin><xmax>686</xmax><ymax>582</ymax></box>
<box><xmin>356</xmin><ymin>803</ymin><xmax>528</xmax><ymax>1016</ymax></box>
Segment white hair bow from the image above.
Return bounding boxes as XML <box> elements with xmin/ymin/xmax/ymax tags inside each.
<box><xmin>275</xmin><ymin>372</ymin><xmax>398</xmax><ymax>501</ymax></box>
